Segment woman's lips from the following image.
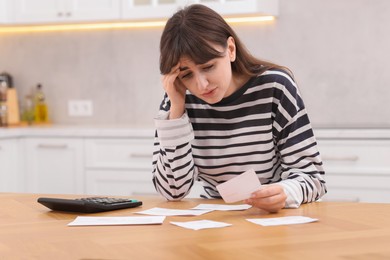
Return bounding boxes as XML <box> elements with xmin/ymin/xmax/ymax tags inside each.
<box><xmin>202</xmin><ymin>88</ymin><xmax>217</xmax><ymax>98</ymax></box>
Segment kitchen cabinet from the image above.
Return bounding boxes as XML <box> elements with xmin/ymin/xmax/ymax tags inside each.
<box><xmin>84</xmin><ymin>137</ymin><xmax>157</xmax><ymax>196</ymax></box>
<box><xmin>0</xmin><ymin>128</ymin><xmax>157</xmax><ymax>196</ymax></box>
<box><xmin>85</xmin><ymin>169</ymin><xmax>156</xmax><ymax>196</ymax></box>
<box><xmin>23</xmin><ymin>137</ymin><xmax>84</xmax><ymax>194</ymax></box>
<box><xmin>0</xmin><ymin>0</ymin><xmax>9</xmax><ymax>23</ymax></box>
<box><xmin>8</xmin><ymin>0</ymin><xmax>121</xmax><ymax>24</ymax></box>
<box><xmin>84</xmin><ymin>137</ymin><xmax>206</xmax><ymax>197</ymax></box>
<box><xmin>1</xmin><ymin>0</ymin><xmax>278</xmax><ymax>25</ymax></box>
<box><xmin>196</xmin><ymin>0</ymin><xmax>279</xmax><ymax>17</ymax></box>
<box><xmin>3</xmin><ymin>127</ymin><xmax>389</xmax><ymax>203</ymax></box>
<box><xmin>121</xmin><ymin>0</ymin><xmax>178</xmax><ymax>20</ymax></box>
<box><xmin>121</xmin><ymin>0</ymin><xmax>279</xmax><ymax>20</ymax></box>
<box><xmin>316</xmin><ymin>131</ymin><xmax>390</xmax><ymax>203</ymax></box>
<box><xmin>0</xmin><ymin>138</ymin><xmax>23</xmax><ymax>192</ymax></box>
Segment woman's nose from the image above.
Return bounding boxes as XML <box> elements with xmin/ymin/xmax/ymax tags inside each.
<box><xmin>195</xmin><ymin>74</ymin><xmax>208</xmax><ymax>91</ymax></box>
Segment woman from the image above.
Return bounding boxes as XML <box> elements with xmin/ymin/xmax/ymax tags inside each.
<box><xmin>152</xmin><ymin>4</ymin><xmax>326</xmax><ymax>212</ymax></box>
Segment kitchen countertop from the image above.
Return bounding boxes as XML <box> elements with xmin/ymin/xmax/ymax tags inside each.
<box><xmin>313</xmin><ymin>128</ymin><xmax>390</xmax><ymax>139</ymax></box>
<box><xmin>0</xmin><ymin>125</ymin><xmax>155</xmax><ymax>139</ymax></box>
<box><xmin>1</xmin><ymin>125</ymin><xmax>390</xmax><ymax>139</ymax></box>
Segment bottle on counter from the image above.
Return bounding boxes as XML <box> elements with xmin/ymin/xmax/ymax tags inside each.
<box><xmin>33</xmin><ymin>83</ymin><xmax>49</xmax><ymax>123</ymax></box>
<box><xmin>21</xmin><ymin>94</ymin><xmax>34</xmax><ymax>125</ymax></box>
<box><xmin>0</xmin><ymin>81</ymin><xmax>8</xmax><ymax>126</ymax></box>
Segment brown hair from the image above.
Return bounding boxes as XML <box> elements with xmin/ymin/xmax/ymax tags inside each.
<box><xmin>160</xmin><ymin>4</ymin><xmax>283</xmax><ymax>76</ymax></box>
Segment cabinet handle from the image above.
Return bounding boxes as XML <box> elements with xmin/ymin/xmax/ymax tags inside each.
<box><xmin>129</xmin><ymin>153</ymin><xmax>150</xmax><ymax>158</ymax></box>
<box><xmin>37</xmin><ymin>144</ymin><xmax>68</xmax><ymax>149</ymax></box>
<box><xmin>58</xmin><ymin>12</ymin><xmax>63</xmax><ymax>17</ymax></box>
<box><xmin>322</xmin><ymin>155</ymin><xmax>359</xmax><ymax>162</ymax></box>
<box><xmin>65</xmin><ymin>12</ymin><xmax>71</xmax><ymax>17</ymax></box>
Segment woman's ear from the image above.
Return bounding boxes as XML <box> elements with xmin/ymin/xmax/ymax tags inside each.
<box><xmin>227</xmin><ymin>36</ymin><xmax>236</xmax><ymax>62</ymax></box>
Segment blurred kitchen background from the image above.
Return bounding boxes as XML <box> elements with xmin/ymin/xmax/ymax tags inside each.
<box><xmin>1</xmin><ymin>0</ymin><xmax>389</xmax><ymax>128</ymax></box>
<box><xmin>1</xmin><ymin>0</ymin><xmax>390</xmax><ymax>201</ymax></box>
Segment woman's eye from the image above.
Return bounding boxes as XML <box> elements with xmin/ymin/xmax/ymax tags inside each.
<box><xmin>181</xmin><ymin>73</ymin><xmax>192</xmax><ymax>79</ymax></box>
<box><xmin>203</xmin><ymin>65</ymin><xmax>214</xmax><ymax>71</ymax></box>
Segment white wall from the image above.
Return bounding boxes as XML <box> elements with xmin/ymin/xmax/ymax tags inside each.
<box><xmin>0</xmin><ymin>0</ymin><xmax>389</xmax><ymax>128</ymax></box>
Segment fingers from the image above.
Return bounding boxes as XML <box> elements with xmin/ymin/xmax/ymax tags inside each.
<box><xmin>245</xmin><ymin>196</ymin><xmax>285</xmax><ymax>213</ymax></box>
<box><xmin>161</xmin><ymin>63</ymin><xmax>187</xmax><ymax>119</ymax></box>
<box><xmin>251</xmin><ymin>185</ymin><xmax>282</xmax><ymax>199</ymax></box>
<box><xmin>244</xmin><ymin>185</ymin><xmax>287</xmax><ymax>213</ymax></box>
<box><xmin>162</xmin><ymin>63</ymin><xmax>181</xmax><ymax>92</ymax></box>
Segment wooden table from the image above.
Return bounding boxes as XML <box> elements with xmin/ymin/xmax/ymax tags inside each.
<box><xmin>1</xmin><ymin>193</ymin><xmax>390</xmax><ymax>259</ymax></box>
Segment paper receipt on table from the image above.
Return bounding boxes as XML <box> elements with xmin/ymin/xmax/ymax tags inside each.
<box><xmin>216</xmin><ymin>169</ymin><xmax>262</xmax><ymax>203</ymax></box>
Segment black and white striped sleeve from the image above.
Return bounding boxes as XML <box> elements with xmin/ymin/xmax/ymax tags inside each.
<box><xmin>152</xmin><ymin>95</ymin><xmax>197</xmax><ymax>200</ymax></box>
<box><xmin>271</xmin><ymin>73</ymin><xmax>327</xmax><ymax>208</ymax></box>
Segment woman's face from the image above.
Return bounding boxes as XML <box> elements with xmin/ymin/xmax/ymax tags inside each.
<box><xmin>177</xmin><ymin>37</ymin><xmax>237</xmax><ymax>104</ymax></box>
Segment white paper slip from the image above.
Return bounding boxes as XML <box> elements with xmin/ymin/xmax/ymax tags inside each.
<box><xmin>246</xmin><ymin>216</ymin><xmax>318</xmax><ymax>226</ymax></box>
<box><xmin>192</xmin><ymin>204</ymin><xmax>252</xmax><ymax>211</ymax></box>
<box><xmin>68</xmin><ymin>216</ymin><xmax>166</xmax><ymax>226</ymax></box>
<box><xmin>170</xmin><ymin>220</ymin><xmax>232</xmax><ymax>230</ymax></box>
<box><xmin>216</xmin><ymin>169</ymin><xmax>262</xmax><ymax>203</ymax></box>
<box><xmin>136</xmin><ymin>207</ymin><xmax>213</xmax><ymax>216</ymax></box>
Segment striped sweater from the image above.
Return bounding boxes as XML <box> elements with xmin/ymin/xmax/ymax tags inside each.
<box><xmin>152</xmin><ymin>69</ymin><xmax>327</xmax><ymax>208</ymax></box>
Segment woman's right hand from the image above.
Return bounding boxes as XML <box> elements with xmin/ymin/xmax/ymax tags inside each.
<box><xmin>162</xmin><ymin>63</ymin><xmax>187</xmax><ymax>119</ymax></box>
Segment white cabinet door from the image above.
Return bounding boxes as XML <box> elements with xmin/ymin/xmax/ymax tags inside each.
<box><xmin>24</xmin><ymin>137</ymin><xmax>84</xmax><ymax>194</ymax></box>
<box><xmin>317</xmin><ymin>139</ymin><xmax>390</xmax><ymax>203</ymax></box>
<box><xmin>0</xmin><ymin>0</ymin><xmax>9</xmax><ymax>23</ymax></box>
<box><xmin>85</xmin><ymin>169</ymin><xmax>157</xmax><ymax>196</ymax></box>
<box><xmin>201</xmin><ymin>0</ymin><xmax>279</xmax><ymax>16</ymax></box>
<box><xmin>0</xmin><ymin>138</ymin><xmax>23</xmax><ymax>192</ymax></box>
<box><xmin>85</xmin><ymin>137</ymin><xmax>156</xmax><ymax>196</ymax></box>
<box><xmin>10</xmin><ymin>0</ymin><xmax>65</xmax><ymax>24</ymax></box>
<box><xmin>9</xmin><ymin>0</ymin><xmax>120</xmax><ymax>24</ymax></box>
<box><xmin>121</xmin><ymin>0</ymin><xmax>278</xmax><ymax>20</ymax></box>
<box><xmin>121</xmin><ymin>0</ymin><xmax>178</xmax><ymax>20</ymax></box>
<box><xmin>85</xmin><ymin>138</ymin><xmax>153</xmax><ymax>169</ymax></box>
<box><xmin>66</xmin><ymin>0</ymin><xmax>121</xmax><ymax>22</ymax></box>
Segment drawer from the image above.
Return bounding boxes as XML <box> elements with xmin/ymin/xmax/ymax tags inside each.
<box><xmin>323</xmin><ymin>174</ymin><xmax>390</xmax><ymax>203</ymax></box>
<box><xmin>85</xmin><ymin>169</ymin><xmax>158</xmax><ymax>196</ymax></box>
<box><xmin>85</xmin><ymin>138</ymin><xmax>154</xmax><ymax>169</ymax></box>
<box><xmin>317</xmin><ymin>139</ymin><xmax>390</xmax><ymax>175</ymax></box>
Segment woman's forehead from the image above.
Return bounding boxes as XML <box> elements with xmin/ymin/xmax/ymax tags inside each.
<box><xmin>178</xmin><ymin>55</ymin><xmax>213</xmax><ymax>68</ymax></box>
<box><xmin>178</xmin><ymin>56</ymin><xmax>198</xmax><ymax>70</ymax></box>
<box><xmin>179</xmin><ymin>56</ymin><xmax>195</xmax><ymax>64</ymax></box>
<box><xmin>178</xmin><ymin>44</ymin><xmax>226</xmax><ymax>64</ymax></box>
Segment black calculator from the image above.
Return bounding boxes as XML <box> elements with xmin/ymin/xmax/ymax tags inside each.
<box><xmin>37</xmin><ymin>197</ymin><xmax>143</xmax><ymax>213</ymax></box>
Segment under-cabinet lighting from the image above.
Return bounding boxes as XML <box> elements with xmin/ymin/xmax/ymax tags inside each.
<box><xmin>0</xmin><ymin>16</ymin><xmax>275</xmax><ymax>34</ymax></box>
<box><xmin>225</xmin><ymin>16</ymin><xmax>274</xmax><ymax>23</ymax></box>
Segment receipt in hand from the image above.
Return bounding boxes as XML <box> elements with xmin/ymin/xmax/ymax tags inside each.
<box><xmin>216</xmin><ymin>169</ymin><xmax>262</xmax><ymax>203</ymax></box>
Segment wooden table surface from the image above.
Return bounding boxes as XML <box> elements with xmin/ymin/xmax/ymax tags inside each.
<box><xmin>1</xmin><ymin>193</ymin><xmax>390</xmax><ymax>260</ymax></box>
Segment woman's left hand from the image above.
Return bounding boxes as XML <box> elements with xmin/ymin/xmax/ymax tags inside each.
<box><xmin>244</xmin><ymin>184</ymin><xmax>287</xmax><ymax>213</ymax></box>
